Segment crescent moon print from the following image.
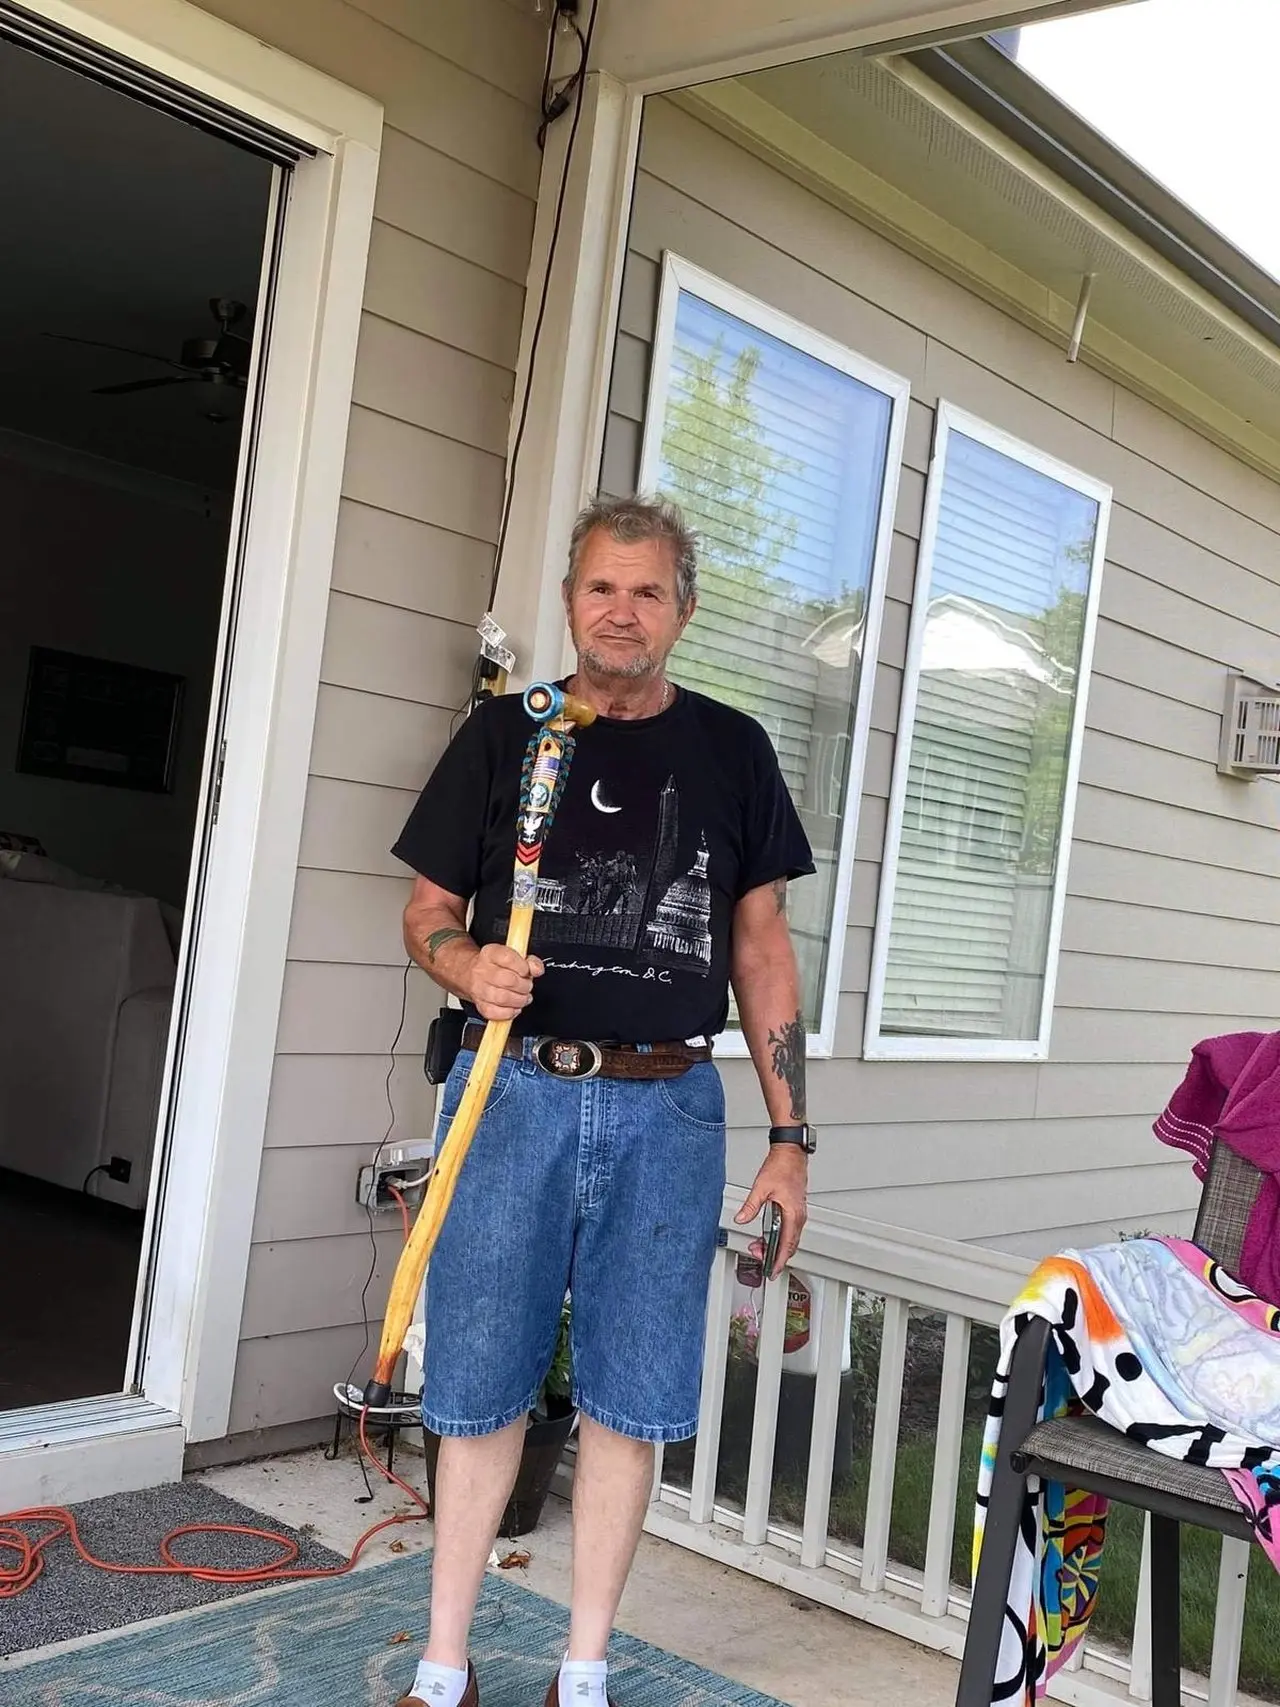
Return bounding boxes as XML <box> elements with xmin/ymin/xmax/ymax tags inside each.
<box><xmin>590</xmin><ymin>780</ymin><xmax>622</xmax><ymax>814</ymax></box>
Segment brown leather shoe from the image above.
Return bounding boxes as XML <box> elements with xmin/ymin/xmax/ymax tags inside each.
<box><xmin>542</xmin><ymin>1678</ymin><xmax>616</xmax><ymax>1707</ymax></box>
<box><xmin>395</xmin><ymin>1661</ymin><xmax>479</xmax><ymax>1707</ymax></box>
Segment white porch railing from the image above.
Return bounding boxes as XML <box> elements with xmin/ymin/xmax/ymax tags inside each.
<box><xmin>640</xmin><ymin>1198</ymin><xmax>1259</xmax><ymax>1707</ymax></box>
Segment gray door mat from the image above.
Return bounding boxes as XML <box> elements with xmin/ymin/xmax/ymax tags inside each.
<box><xmin>2</xmin><ymin>1477</ymin><xmax>346</xmax><ymax>1656</ymax></box>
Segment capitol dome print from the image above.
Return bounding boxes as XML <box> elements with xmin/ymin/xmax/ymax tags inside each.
<box><xmin>645</xmin><ymin>834</ymin><xmax>713</xmax><ymax>970</ymax></box>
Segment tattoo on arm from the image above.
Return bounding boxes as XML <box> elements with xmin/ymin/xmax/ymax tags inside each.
<box><xmin>424</xmin><ymin>926</ymin><xmax>468</xmax><ymax>964</ymax></box>
<box><xmin>771</xmin><ymin>878</ymin><xmax>788</xmax><ymax>915</ymax></box>
<box><xmin>767</xmin><ymin>1009</ymin><xmax>807</xmax><ymax>1120</ymax></box>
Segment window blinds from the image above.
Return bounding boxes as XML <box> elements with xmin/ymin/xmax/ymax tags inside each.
<box><xmin>650</xmin><ymin>287</ymin><xmax>895</xmax><ymax>1026</ymax></box>
<box><xmin>880</xmin><ymin>428</ymin><xmax>1099</xmax><ymax>1040</ymax></box>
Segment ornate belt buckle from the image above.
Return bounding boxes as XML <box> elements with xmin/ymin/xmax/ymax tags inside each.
<box><xmin>535</xmin><ymin>1037</ymin><xmax>603</xmax><ymax>1080</ymax></box>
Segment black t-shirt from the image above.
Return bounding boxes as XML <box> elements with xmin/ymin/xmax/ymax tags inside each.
<box><xmin>392</xmin><ymin>685</ymin><xmax>815</xmax><ymax>1042</ymax></box>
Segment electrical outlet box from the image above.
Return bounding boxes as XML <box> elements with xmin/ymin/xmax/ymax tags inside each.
<box><xmin>355</xmin><ymin>1155</ymin><xmax>431</xmax><ymax>1214</ymax></box>
<box><xmin>108</xmin><ymin>1155</ymin><xmax>132</xmax><ymax>1183</ymax></box>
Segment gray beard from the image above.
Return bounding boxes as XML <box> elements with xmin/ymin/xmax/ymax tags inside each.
<box><xmin>577</xmin><ymin>644</ymin><xmax>659</xmax><ymax>680</ymax></box>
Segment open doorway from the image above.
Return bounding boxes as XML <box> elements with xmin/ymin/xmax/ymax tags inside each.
<box><xmin>0</xmin><ymin>38</ymin><xmax>275</xmax><ymax>1412</ymax></box>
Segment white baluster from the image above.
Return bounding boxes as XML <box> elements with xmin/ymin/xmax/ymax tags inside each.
<box><xmin>742</xmin><ymin>1262</ymin><xmax>789</xmax><ymax>1546</ymax></box>
<box><xmin>801</xmin><ymin>1278</ymin><xmax>850</xmax><ymax>1569</ymax></box>
<box><xmin>921</xmin><ymin>1313</ymin><xmax>971</xmax><ymax>1617</ymax></box>
<box><xmin>650</xmin><ymin>1441</ymin><xmax>666</xmax><ymax>1507</ymax></box>
<box><xmin>1207</xmin><ymin>1535</ymin><xmax>1250</xmax><ymax>1707</ymax></box>
<box><xmin>689</xmin><ymin>1245</ymin><xmax>734</xmax><ymax>1525</ymax></box>
<box><xmin>1129</xmin><ymin>1513</ymin><xmax>1153</xmax><ymax>1701</ymax></box>
<box><xmin>861</xmin><ymin>1294</ymin><xmax>909</xmax><ymax>1594</ymax></box>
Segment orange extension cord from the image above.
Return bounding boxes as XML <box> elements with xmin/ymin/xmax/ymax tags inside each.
<box><xmin>0</xmin><ymin>1182</ymin><xmax>429</xmax><ymax>1601</ymax></box>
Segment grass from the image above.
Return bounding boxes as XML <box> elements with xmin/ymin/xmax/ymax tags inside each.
<box><xmin>665</xmin><ymin>1312</ymin><xmax>1280</xmax><ymax>1701</ymax></box>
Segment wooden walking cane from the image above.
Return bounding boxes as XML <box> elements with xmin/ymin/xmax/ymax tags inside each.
<box><xmin>362</xmin><ymin>681</ymin><xmax>596</xmax><ymax>1408</ymax></box>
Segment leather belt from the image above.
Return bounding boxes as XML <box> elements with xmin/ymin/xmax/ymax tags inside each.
<box><xmin>461</xmin><ymin>1021</ymin><xmax>711</xmax><ymax>1081</ymax></box>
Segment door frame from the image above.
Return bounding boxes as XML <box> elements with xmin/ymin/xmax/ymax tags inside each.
<box><xmin>12</xmin><ymin>0</ymin><xmax>382</xmax><ymax>1445</ymax></box>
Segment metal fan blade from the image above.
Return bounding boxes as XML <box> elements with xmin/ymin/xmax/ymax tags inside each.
<box><xmin>43</xmin><ymin>332</ymin><xmax>187</xmax><ymax>370</ymax></box>
<box><xmin>92</xmin><ymin>375</ymin><xmax>194</xmax><ymax>396</ymax></box>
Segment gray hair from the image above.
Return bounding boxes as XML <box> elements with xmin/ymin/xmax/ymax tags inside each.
<box><xmin>565</xmin><ymin>495</ymin><xmax>698</xmax><ymax>613</ymax></box>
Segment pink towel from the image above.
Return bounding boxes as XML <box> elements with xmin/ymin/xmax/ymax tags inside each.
<box><xmin>1155</xmin><ymin>1031</ymin><xmax>1280</xmax><ymax>1306</ymax></box>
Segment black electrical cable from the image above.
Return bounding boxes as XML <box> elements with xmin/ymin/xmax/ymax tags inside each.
<box><xmin>535</xmin><ymin>2</ymin><xmax>559</xmax><ymax>151</ymax></box>
<box><xmin>487</xmin><ymin>0</ymin><xmax>600</xmax><ymax>615</ymax></box>
<box><xmin>83</xmin><ymin>1163</ymin><xmax>110</xmax><ymax>1196</ymax></box>
<box><xmin>344</xmin><ymin>955</ymin><xmax>415</xmax><ymax>1474</ymax></box>
<box><xmin>536</xmin><ymin>50</ymin><xmax>584</xmax><ymax>150</ymax></box>
<box><xmin>450</xmin><ymin>657</ymin><xmax>483</xmax><ymax>737</ymax></box>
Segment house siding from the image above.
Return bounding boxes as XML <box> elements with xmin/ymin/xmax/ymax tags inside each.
<box><xmin>186</xmin><ymin>0</ymin><xmax>546</xmax><ymax>1434</ymax></box>
<box><xmin>602</xmin><ymin>97</ymin><xmax>1280</xmax><ymax>1256</ymax></box>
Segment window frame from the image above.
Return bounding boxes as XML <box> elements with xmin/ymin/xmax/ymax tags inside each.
<box><xmin>864</xmin><ymin>400</ymin><xmax>1112</xmax><ymax>1063</ymax></box>
<box><xmin>637</xmin><ymin>251</ymin><xmax>911</xmax><ymax>1058</ymax></box>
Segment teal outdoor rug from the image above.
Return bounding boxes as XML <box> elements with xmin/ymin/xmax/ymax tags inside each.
<box><xmin>1</xmin><ymin>1552</ymin><xmax>789</xmax><ymax>1706</ymax></box>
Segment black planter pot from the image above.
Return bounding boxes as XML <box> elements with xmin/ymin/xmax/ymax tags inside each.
<box><xmin>421</xmin><ymin>1397</ymin><xmax>577</xmax><ymax>1538</ymax></box>
<box><xmin>717</xmin><ymin>1357</ymin><xmax>857</xmax><ymax>1494</ymax></box>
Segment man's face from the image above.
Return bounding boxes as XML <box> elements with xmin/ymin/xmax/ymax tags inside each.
<box><xmin>565</xmin><ymin>529</ymin><xmax>694</xmax><ymax>680</ymax></box>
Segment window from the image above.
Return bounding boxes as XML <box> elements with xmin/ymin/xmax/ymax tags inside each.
<box><xmin>866</xmin><ymin>403</ymin><xmax>1110</xmax><ymax>1060</ymax></box>
<box><xmin>638</xmin><ymin>255</ymin><xmax>910</xmax><ymax>1051</ymax></box>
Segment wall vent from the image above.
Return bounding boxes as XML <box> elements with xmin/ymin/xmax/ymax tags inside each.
<box><xmin>1218</xmin><ymin>672</ymin><xmax>1280</xmax><ymax>778</ymax></box>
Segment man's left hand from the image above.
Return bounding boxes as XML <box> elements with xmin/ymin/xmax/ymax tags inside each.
<box><xmin>734</xmin><ymin>1145</ymin><xmax>808</xmax><ymax>1278</ymax></box>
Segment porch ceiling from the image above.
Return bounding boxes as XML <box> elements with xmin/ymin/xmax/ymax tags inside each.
<box><xmin>594</xmin><ymin>0</ymin><xmax>1135</xmax><ymax>90</ymax></box>
<box><xmin>679</xmin><ymin>48</ymin><xmax>1280</xmax><ymax>478</ymax></box>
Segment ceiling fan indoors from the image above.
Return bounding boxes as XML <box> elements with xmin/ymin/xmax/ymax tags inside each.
<box><xmin>43</xmin><ymin>296</ymin><xmax>253</xmax><ymax>420</ymax></box>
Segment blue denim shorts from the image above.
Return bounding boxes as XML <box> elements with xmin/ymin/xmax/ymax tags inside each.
<box><xmin>421</xmin><ymin>1041</ymin><xmax>726</xmax><ymax>1444</ymax></box>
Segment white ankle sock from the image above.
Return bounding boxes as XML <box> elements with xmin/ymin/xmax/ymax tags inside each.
<box><xmin>410</xmin><ymin>1657</ymin><xmax>470</xmax><ymax>1707</ymax></box>
<box><xmin>559</xmin><ymin>1657</ymin><xmax>609</xmax><ymax>1705</ymax></box>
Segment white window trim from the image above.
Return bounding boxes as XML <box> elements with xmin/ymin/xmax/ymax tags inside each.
<box><xmin>637</xmin><ymin>252</ymin><xmax>911</xmax><ymax>1059</ymax></box>
<box><xmin>864</xmin><ymin>400</ymin><xmax>1112</xmax><ymax>1063</ymax></box>
<box><xmin>17</xmin><ymin>0</ymin><xmax>382</xmax><ymax>1447</ymax></box>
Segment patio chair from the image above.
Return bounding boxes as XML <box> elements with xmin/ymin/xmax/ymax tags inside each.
<box><xmin>956</xmin><ymin>1140</ymin><xmax>1264</xmax><ymax>1707</ymax></box>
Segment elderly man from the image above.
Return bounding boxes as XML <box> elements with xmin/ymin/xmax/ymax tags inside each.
<box><xmin>391</xmin><ymin>496</ymin><xmax>816</xmax><ymax>1707</ymax></box>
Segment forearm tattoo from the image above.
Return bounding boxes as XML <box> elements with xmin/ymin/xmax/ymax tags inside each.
<box><xmin>424</xmin><ymin>926</ymin><xmax>467</xmax><ymax>964</ymax></box>
<box><xmin>768</xmin><ymin>1009</ymin><xmax>807</xmax><ymax>1120</ymax></box>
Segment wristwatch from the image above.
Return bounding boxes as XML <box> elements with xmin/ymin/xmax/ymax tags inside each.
<box><xmin>769</xmin><ymin>1123</ymin><xmax>817</xmax><ymax>1155</ymax></box>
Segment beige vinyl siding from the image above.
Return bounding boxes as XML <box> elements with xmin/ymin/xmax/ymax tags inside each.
<box><xmin>604</xmin><ymin>96</ymin><xmax>1280</xmax><ymax>1258</ymax></box>
<box><xmin>188</xmin><ymin>0</ymin><xmax>545</xmax><ymax>1435</ymax></box>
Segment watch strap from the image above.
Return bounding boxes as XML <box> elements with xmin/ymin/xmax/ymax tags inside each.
<box><xmin>768</xmin><ymin>1123</ymin><xmax>815</xmax><ymax>1153</ymax></box>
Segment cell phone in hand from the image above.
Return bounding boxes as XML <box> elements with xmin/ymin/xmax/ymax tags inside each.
<box><xmin>762</xmin><ymin>1202</ymin><xmax>783</xmax><ymax>1279</ymax></box>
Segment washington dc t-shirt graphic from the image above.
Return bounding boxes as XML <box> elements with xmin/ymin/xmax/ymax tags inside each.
<box><xmin>498</xmin><ymin>773</ymin><xmax>714</xmax><ymax>977</ymax></box>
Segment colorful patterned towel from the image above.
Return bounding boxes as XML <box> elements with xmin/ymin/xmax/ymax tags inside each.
<box><xmin>973</xmin><ymin>1236</ymin><xmax>1280</xmax><ymax>1704</ymax></box>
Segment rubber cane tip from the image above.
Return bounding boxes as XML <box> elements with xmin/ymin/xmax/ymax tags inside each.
<box><xmin>362</xmin><ymin>1379</ymin><xmax>392</xmax><ymax>1410</ymax></box>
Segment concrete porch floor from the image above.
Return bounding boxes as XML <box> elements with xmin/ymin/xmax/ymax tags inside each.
<box><xmin>194</xmin><ymin>1442</ymin><xmax>961</xmax><ymax>1707</ymax></box>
